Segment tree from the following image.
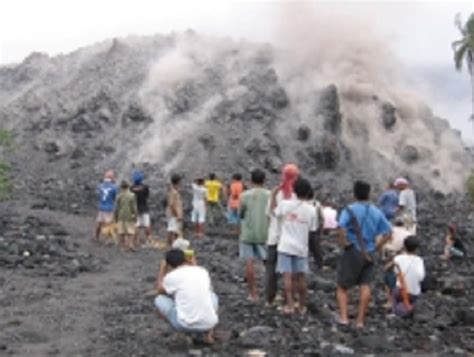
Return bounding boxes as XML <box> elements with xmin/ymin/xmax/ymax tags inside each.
<box><xmin>452</xmin><ymin>13</ymin><xmax>474</xmax><ymax>133</ymax></box>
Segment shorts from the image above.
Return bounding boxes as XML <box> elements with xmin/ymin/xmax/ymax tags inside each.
<box><xmin>97</xmin><ymin>211</ymin><xmax>114</xmax><ymax>224</ymax></box>
<box><xmin>276</xmin><ymin>252</ymin><xmax>308</xmax><ymax>273</ymax></box>
<box><xmin>337</xmin><ymin>245</ymin><xmax>375</xmax><ymax>289</ymax></box>
<box><xmin>191</xmin><ymin>206</ymin><xmax>206</xmax><ymax>224</ymax></box>
<box><xmin>167</xmin><ymin>217</ymin><xmax>182</xmax><ymax>233</ymax></box>
<box><xmin>384</xmin><ymin>270</ymin><xmax>397</xmax><ymax>289</ymax></box>
<box><xmin>154</xmin><ymin>294</ymin><xmax>218</xmax><ymax>332</ymax></box>
<box><xmin>227</xmin><ymin>208</ymin><xmax>240</xmax><ymax>225</ymax></box>
<box><xmin>136</xmin><ymin>213</ymin><xmax>151</xmax><ymax>228</ymax></box>
<box><xmin>239</xmin><ymin>242</ymin><xmax>267</xmax><ymax>261</ymax></box>
<box><xmin>117</xmin><ymin>221</ymin><xmax>135</xmax><ymax>235</ymax></box>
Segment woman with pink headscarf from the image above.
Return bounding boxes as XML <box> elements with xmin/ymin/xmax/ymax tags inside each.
<box><xmin>265</xmin><ymin>164</ymin><xmax>300</xmax><ymax>305</ymax></box>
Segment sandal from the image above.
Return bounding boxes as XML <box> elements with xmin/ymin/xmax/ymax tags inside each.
<box><xmin>282</xmin><ymin>305</ymin><xmax>295</xmax><ymax>315</ymax></box>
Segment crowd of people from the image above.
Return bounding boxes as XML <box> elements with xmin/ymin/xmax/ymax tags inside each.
<box><xmin>93</xmin><ymin>164</ymin><xmax>466</xmax><ymax>344</ymax></box>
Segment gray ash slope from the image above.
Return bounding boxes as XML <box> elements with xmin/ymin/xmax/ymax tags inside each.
<box><xmin>0</xmin><ymin>31</ymin><xmax>470</xmax><ymax>200</ymax></box>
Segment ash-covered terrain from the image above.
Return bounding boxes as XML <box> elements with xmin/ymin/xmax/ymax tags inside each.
<box><xmin>1</xmin><ymin>30</ymin><xmax>474</xmax><ymax>356</ymax></box>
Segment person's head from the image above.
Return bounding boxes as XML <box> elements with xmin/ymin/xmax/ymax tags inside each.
<box><xmin>394</xmin><ymin>177</ymin><xmax>409</xmax><ymax>190</ymax></box>
<box><xmin>104</xmin><ymin>170</ymin><xmax>115</xmax><ymax>182</ymax></box>
<box><xmin>386</xmin><ymin>180</ymin><xmax>395</xmax><ymax>190</ymax></box>
<box><xmin>353</xmin><ymin>180</ymin><xmax>371</xmax><ymax>201</ymax></box>
<box><xmin>209</xmin><ymin>173</ymin><xmax>216</xmax><ymax>180</ymax></box>
<box><xmin>293</xmin><ymin>177</ymin><xmax>313</xmax><ymax>200</ymax></box>
<box><xmin>196</xmin><ymin>177</ymin><xmax>204</xmax><ymax>186</ymax></box>
<box><xmin>404</xmin><ymin>236</ymin><xmax>419</xmax><ymax>253</ymax></box>
<box><xmin>280</xmin><ymin>163</ymin><xmax>300</xmax><ymax>199</ymax></box>
<box><xmin>232</xmin><ymin>173</ymin><xmax>242</xmax><ymax>181</ymax></box>
<box><xmin>120</xmin><ymin>180</ymin><xmax>130</xmax><ymax>190</ymax></box>
<box><xmin>132</xmin><ymin>170</ymin><xmax>144</xmax><ymax>185</ymax></box>
<box><xmin>165</xmin><ymin>249</ymin><xmax>186</xmax><ymax>268</ymax></box>
<box><xmin>171</xmin><ymin>174</ymin><xmax>181</xmax><ymax>186</ymax></box>
<box><xmin>250</xmin><ymin>169</ymin><xmax>266</xmax><ymax>185</ymax></box>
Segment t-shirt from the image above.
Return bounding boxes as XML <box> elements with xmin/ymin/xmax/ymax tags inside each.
<box><xmin>205</xmin><ymin>180</ymin><xmax>222</xmax><ymax>203</ymax></box>
<box><xmin>338</xmin><ymin>202</ymin><xmax>391</xmax><ymax>253</ymax></box>
<box><xmin>115</xmin><ymin>190</ymin><xmax>138</xmax><ymax>222</ymax></box>
<box><xmin>275</xmin><ymin>200</ymin><xmax>318</xmax><ymax>257</ymax></box>
<box><xmin>166</xmin><ymin>187</ymin><xmax>183</xmax><ymax>219</ymax></box>
<box><xmin>240</xmin><ymin>188</ymin><xmax>270</xmax><ymax>244</ymax></box>
<box><xmin>394</xmin><ymin>254</ymin><xmax>425</xmax><ymax>296</ymax></box>
<box><xmin>322</xmin><ymin>206</ymin><xmax>338</xmax><ymax>230</ymax></box>
<box><xmin>267</xmin><ymin>190</ymin><xmax>297</xmax><ymax>246</ymax></box>
<box><xmin>163</xmin><ymin>265</ymin><xmax>218</xmax><ymax>330</ymax></box>
<box><xmin>97</xmin><ymin>180</ymin><xmax>118</xmax><ymax>212</ymax></box>
<box><xmin>399</xmin><ymin>189</ymin><xmax>417</xmax><ymax>222</ymax></box>
<box><xmin>378</xmin><ymin>189</ymin><xmax>399</xmax><ymax>220</ymax></box>
<box><xmin>192</xmin><ymin>183</ymin><xmax>207</xmax><ymax>210</ymax></box>
<box><xmin>385</xmin><ymin>226</ymin><xmax>410</xmax><ymax>252</ymax></box>
<box><xmin>228</xmin><ymin>181</ymin><xmax>244</xmax><ymax>209</ymax></box>
<box><xmin>130</xmin><ymin>184</ymin><xmax>149</xmax><ymax>214</ymax></box>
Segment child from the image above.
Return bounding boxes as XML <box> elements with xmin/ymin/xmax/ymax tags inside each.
<box><xmin>166</xmin><ymin>174</ymin><xmax>183</xmax><ymax>246</ymax></box>
<box><xmin>239</xmin><ymin>169</ymin><xmax>270</xmax><ymax>302</ymax></box>
<box><xmin>192</xmin><ymin>178</ymin><xmax>208</xmax><ymax>238</ymax></box>
<box><xmin>114</xmin><ymin>180</ymin><xmax>138</xmax><ymax>250</ymax></box>
<box><xmin>389</xmin><ymin>236</ymin><xmax>425</xmax><ymax>317</ymax></box>
<box><xmin>443</xmin><ymin>224</ymin><xmax>466</xmax><ymax>260</ymax></box>
<box><xmin>275</xmin><ymin>177</ymin><xmax>318</xmax><ymax>314</ymax></box>
<box><xmin>227</xmin><ymin>173</ymin><xmax>244</xmax><ymax>233</ymax></box>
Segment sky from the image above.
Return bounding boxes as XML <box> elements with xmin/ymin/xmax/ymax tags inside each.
<box><xmin>1</xmin><ymin>0</ymin><xmax>474</xmax><ymax>138</ymax></box>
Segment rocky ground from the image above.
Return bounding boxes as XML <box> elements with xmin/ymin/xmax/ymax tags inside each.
<box><xmin>1</xmin><ymin>190</ymin><xmax>474</xmax><ymax>356</ymax></box>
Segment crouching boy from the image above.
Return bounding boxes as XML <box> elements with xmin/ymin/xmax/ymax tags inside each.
<box><xmin>155</xmin><ymin>249</ymin><xmax>218</xmax><ymax>344</ymax></box>
<box><xmin>389</xmin><ymin>236</ymin><xmax>425</xmax><ymax>317</ymax></box>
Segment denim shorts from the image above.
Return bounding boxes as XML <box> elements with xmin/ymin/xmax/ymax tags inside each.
<box><xmin>276</xmin><ymin>252</ymin><xmax>309</xmax><ymax>273</ymax></box>
<box><xmin>239</xmin><ymin>243</ymin><xmax>267</xmax><ymax>261</ymax></box>
<box><xmin>154</xmin><ymin>294</ymin><xmax>218</xmax><ymax>332</ymax></box>
<box><xmin>227</xmin><ymin>208</ymin><xmax>240</xmax><ymax>225</ymax></box>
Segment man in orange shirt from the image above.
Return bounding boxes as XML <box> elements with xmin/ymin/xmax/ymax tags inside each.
<box><xmin>227</xmin><ymin>174</ymin><xmax>245</xmax><ymax>232</ymax></box>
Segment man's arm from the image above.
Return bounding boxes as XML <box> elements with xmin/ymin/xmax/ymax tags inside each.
<box><xmin>269</xmin><ymin>186</ymin><xmax>280</xmax><ymax>212</ymax></box>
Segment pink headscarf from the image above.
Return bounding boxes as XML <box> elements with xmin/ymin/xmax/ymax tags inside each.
<box><xmin>280</xmin><ymin>164</ymin><xmax>299</xmax><ymax>199</ymax></box>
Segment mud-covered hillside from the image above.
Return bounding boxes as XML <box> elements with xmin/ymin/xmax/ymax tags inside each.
<box><xmin>0</xmin><ymin>31</ymin><xmax>470</xmax><ymax>199</ymax></box>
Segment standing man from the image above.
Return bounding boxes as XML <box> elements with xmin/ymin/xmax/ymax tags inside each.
<box><xmin>95</xmin><ymin>170</ymin><xmax>118</xmax><ymax>241</ymax></box>
<box><xmin>336</xmin><ymin>180</ymin><xmax>391</xmax><ymax>329</ymax></box>
<box><xmin>166</xmin><ymin>174</ymin><xmax>183</xmax><ymax>246</ymax></box>
<box><xmin>394</xmin><ymin>177</ymin><xmax>417</xmax><ymax>235</ymax></box>
<box><xmin>377</xmin><ymin>181</ymin><xmax>399</xmax><ymax>221</ymax></box>
<box><xmin>115</xmin><ymin>180</ymin><xmax>138</xmax><ymax>250</ymax></box>
<box><xmin>205</xmin><ymin>173</ymin><xmax>225</xmax><ymax>227</ymax></box>
<box><xmin>130</xmin><ymin>170</ymin><xmax>153</xmax><ymax>247</ymax></box>
<box><xmin>239</xmin><ymin>169</ymin><xmax>270</xmax><ymax>301</ymax></box>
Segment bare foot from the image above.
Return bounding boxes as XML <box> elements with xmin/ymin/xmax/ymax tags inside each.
<box><xmin>282</xmin><ymin>305</ymin><xmax>295</xmax><ymax>315</ymax></box>
<box><xmin>203</xmin><ymin>330</ymin><xmax>214</xmax><ymax>345</ymax></box>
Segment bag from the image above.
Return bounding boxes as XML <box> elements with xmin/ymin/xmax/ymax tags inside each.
<box><xmin>346</xmin><ymin>206</ymin><xmax>372</xmax><ymax>263</ymax></box>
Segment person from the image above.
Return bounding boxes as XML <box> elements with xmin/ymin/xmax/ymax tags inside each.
<box><xmin>389</xmin><ymin>236</ymin><xmax>425</xmax><ymax>317</ymax></box>
<box><xmin>307</xmin><ymin>187</ymin><xmax>325</xmax><ymax>269</ymax></box>
<box><xmin>321</xmin><ymin>200</ymin><xmax>338</xmax><ymax>232</ymax></box>
<box><xmin>114</xmin><ymin>180</ymin><xmax>138</xmax><ymax>250</ymax></box>
<box><xmin>155</xmin><ymin>249</ymin><xmax>218</xmax><ymax>344</ymax></box>
<box><xmin>378</xmin><ymin>181</ymin><xmax>399</xmax><ymax>221</ymax></box>
<box><xmin>130</xmin><ymin>170</ymin><xmax>153</xmax><ymax>247</ymax></box>
<box><xmin>336</xmin><ymin>180</ymin><xmax>392</xmax><ymax>329</ymax></box>
<box><xmin>239</xmin><ymin>169</ymin><xmax>270</xmax><ymax>301</ymax></box>
<box><xmin>191</xmin><ymin>178</ymin><xmax>208</xmax><ymax>238</ymax></box>
<box><xmin>166</xmin><ymin>174</ymin><xmax>183</xmax><ymax>246</ymax></box>
<box><xmin>382</xmin><ymin>218</ymin><xmax>411</xmax><ymax>309</ymax></box>
<box><xmin>265</xmin><ymin>164</ymin><xmax>299</xmax><ymax>305</ymax></box>
<box><xmin>95</xmin><ymin>170</ymin><xmax>118</xmax><ymax>241</ymax></box>
<box><xmin>205</xmin><ymin>173</ymin><xmax>225</xmax><ymax>227</ymax></box>
<box><xmin>227</xmin><ymin>173</ymin><xmax>245</xmax><ymax>233</ymax></box>
<box><xmin>275</xmin><ymin>177</ymin><xmax>318</xmax><ymax>314</ymax></box>
<box><xmin>394</xmin><ymin>177</ymin><xmax>417</xmax><ymax>234</ymax></box>
<box><xmin>442</xmin><ymin>224</ymin><xmax>466</xmax><ymax>260</ymax></box>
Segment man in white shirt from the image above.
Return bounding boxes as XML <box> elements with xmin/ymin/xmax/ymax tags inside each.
<box><xmin>394</xmin><ymin>177</ymin><xmax>417</xmax><ymax>235</ymax></box>
<box><xmin>155</xmin><ymin>249</ymin><xmax>218</xmax><ymax>344</ymax></box>
<box><xmin>274</xmin><ymin>177</ymin><xmax>318</xmax><ymax>315</ymax></box>
<box><xmin>191</xmin><ymin>178</ymin><xmax>208</xmax><ymax>237</ymax></box>
<box><xmin>391</xmin><ymin>236</ymin><xmax>425</xmax><ymax>317</ymax></box>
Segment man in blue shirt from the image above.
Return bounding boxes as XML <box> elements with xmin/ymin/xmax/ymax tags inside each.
<box><xmin>336</xmin><ymin>180</ymin><xmax>391</xmax><ymax>329</ymax></box>
<box><xmin>377</xmin><ymin>181</ymin><xmax>399</xmax><ymax>221</ymax></box>
<box><xmin>95</xmin><ymin>170</ymin><xmax>118</xmax><ymax>241</ymax></box>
